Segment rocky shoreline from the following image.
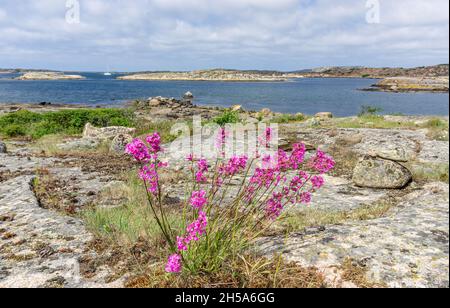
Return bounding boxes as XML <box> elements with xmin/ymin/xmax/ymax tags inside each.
<box><xmin>1</xmin><ymin>99</ymin><xmax>448</xmax><ymax>288</ymax></box>
<box><xmin>363</xmin><ymin>77</ymin><xmax>449</xmax><ymax>93</ymax></box>
<box><xmin>118</xmin><ymin>69</ymin><xmax>288</xmax><ymax>82</ymax></box>
<box><xmin>16</xmin><ymin>72</ymin><xmax>85</xmax><ymax>81</ymax></box>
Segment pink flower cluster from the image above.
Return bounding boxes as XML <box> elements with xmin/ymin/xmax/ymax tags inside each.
<box><xmin>125</xmin><ymin>139</ymin><xmax>151</xmax><ymax>162</ymax></box>
<box><xmin>276</xmin><ymin>144</ymin><xmax>307</xmax><ymax>171</ymax></box>
<box><xmin>190</xmin><ymin>190</ymin><xmax>207</xmax><ymax>209</ymax></box>
<box><xmin>139</xmin><ymin>164</ymin><xmax>159</xmax><ymax>194</ymax></box>
<box><xmin>311</xmin><ymin>175</ymin><xmax>325</xmax><ymax>190</ymax></box>
<box><xmin>266</xmin><ymin>192</ymin><xmax>284</xmax><ymax>219</ymax></box>
<box><xmin>215</xmin><ymin>128</ymin><xmax>228</xmax><ymax>154</ymax></box>
<box><xmin>309</xmin><ymin>150</ymin><xmax>335</xmax><ymax>174</ymax></box>
<box><xmin>125</xmin><ymin>133</ymin><xmax>163</xmax><ymax>162</ymax></box>
<box><xmin>165</xmin><ymin>254</ymin><xmax>182</xmax><ymax>273</ymax></box>
<box><xmin>219</xmin><ymin>155</ymin><xmax>248</xmax><ymax>177</ymax></box>
<box><xmin>146</xmin><ymin>133</ymin><xmax>162</xmax><ymax>153</ymax></box>
<box><xmin>258</xmin><ymin>127</ymin><xmax>273</xmax><ymax>148</ymax></box>
<box><xmin>246</xmin><ymin>144</ymin><xmax>334</xmax><ymax>219</ymax></box>
<box><xmin>126</xmin><ymin>133</ymin><xmax>166</xmax><ymax>195</ymax></box>
<box><xmin>177</xmin><ymin>211</ymin><xmax>208</xmax><ymax>252</ymax></box>
<box><xmin>195</xmin><ymin>159</ymin><xmax>209</xmax><ymax>183</ymax></box>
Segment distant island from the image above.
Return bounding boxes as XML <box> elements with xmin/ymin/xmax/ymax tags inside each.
<box><xmin>3</xmin><ymin>65</ymin><xmax>448</xmax><ymax>92</ymax></box>
<box><xmin>117</xmin><ymin>69</ymin><xmax>289</xmax><ymax>82</ymax></box>
<box><xmin>15</xmin><ymin>72</ymin><xmax>85</xmax><ymax>81</ymax></box>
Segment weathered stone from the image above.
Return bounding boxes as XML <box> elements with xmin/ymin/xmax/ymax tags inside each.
<box><xmin>0</xmin><ymin>176</ymin><xmax>122</xmax><ymax>288</ymax></box>
<box><xmin>149</xmin><ymin>98</ymin><xmax>163</xmax><ymax>107</ymax></box>
<box><xmin>315</xmin><ymin>112</ymin><xmax>333</xmax><ymax>120</ymax></box>
<box><xmin>183</xmin><ymin>91</ymin><xmax>194</xmax><ymax>100</ymax></box>
<box><xmin>353</xmin><ymin>132</ymin><xmax>418</xmax><ymax>162</ymax></box>
<box><xmin>110</xmin><ymin>134</ymin><xmax>133</xmax><ymax>154</ymax></box>
<box><xmin>353</xmin><ymin>157</ymin><xmax>412</xmax><ymax>189</ymax></box>
<box><xmin>260</xmin><ymin>108</ymin><xmax>272</xmax><ymax>116</ymax></box>
<box><xmin>231</xmin><ymin>105</ymin><xmax>243</xmax><ymax>112</ymax></box>
<box><xmin>58</xmin><ymin>138</ymin><xmax>101</xmax><ymax>151</ymax></box>
<box><xmin>295</xmin><ymin>113</ymin><xmax>305</xmax><ymax>119</ymax></box>
<box><xmin>83</xmin><ymin>123</ymin><xmax>136</xmax><ymax>140</ymax></box>
<box><xmin>0</xmin><ymin>141</ymin><xmax>7</xmax><ymax>153</ymax></box>
<box><xmin>259</xmin><ymin>183</ymin><xmax>449</xmax><ymax>288</ymax></box>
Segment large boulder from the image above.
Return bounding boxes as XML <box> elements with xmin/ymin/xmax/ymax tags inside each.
<box><xmin>83</xmin><ymin>123</ymin><xmax>135</xmax><ymax>140</ymax></box>
<box><xmin>0</xmin><ymin>141</ymin><xmax>6</xmax><ymax>153</ymax></box>
<box><xmin>315</xmin><ymin>112</ymin><xmax>333</xmax><ymax>120</ymax></box>
<box><xmin>183</xmin><ymin>91</ymin><xmax>194</xmax><ymax>100</ymax></box>
<box><xmin>110</xmin><ymin>134</ymin><xmax>133</xmax><ymax>154</ymax></box>
<box><xmin>353</xmin><ymin>157</ymin><xmax>412</xmax><ymax>189</ymax></box>
<box><xmin>231</xmin><ymin>105</ymin><xmax>243</xmax><ymax>112</ymax></box>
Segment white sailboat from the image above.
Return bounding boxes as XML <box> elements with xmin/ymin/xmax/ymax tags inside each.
<box><xmin>104</xmin><ymin>65</ymin><xmax>112</xmax><ymax>76</ymax></box>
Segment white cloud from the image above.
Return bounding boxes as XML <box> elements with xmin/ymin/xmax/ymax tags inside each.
<box><xmin>0</xmin><ymin>0</ymin><xmax>448</xmax><ymax>70</ymax></box>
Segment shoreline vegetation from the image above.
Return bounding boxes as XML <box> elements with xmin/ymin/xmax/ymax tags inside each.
<box><xmin>2</xmin><ymin>64</ymin><xmax>448</xmax><ymax>92</ymax></box>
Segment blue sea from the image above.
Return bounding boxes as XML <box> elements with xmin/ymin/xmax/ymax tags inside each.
<box><xmin>0</xmin><ymin>72</ymin><xmax>448</xmax><ymax>117</ymax></box>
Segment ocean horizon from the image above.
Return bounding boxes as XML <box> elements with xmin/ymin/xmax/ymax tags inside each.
<box><xmin>0</xmin><ymin>72</ymin><xmax>448</xmax><ymax>117</ymax></box>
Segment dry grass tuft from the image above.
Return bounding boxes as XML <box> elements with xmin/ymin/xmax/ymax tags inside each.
<box><xmin>125</xmin><ymin>255</ymin><xmax>326</xmax><ymax>288</ymax></box>
<box><xmin>340</xmin><ymin>258</ymin><xmax>386</xmax><ymax>288</ymax></box>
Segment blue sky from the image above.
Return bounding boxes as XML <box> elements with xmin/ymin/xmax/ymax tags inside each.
<box><xmin>0</xmin><ymin>0</ymin><xmax>448</xmax><ymax>71</ymax></box>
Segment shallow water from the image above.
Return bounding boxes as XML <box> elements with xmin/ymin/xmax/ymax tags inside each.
<box><xmin>0</xmin><ymin>72</ymin><xmax>448</xmax><ymax>116</ymax></box>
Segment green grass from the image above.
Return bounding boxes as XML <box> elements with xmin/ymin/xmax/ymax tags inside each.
<box><xmin>358</xmin><ymin>105</ymin><xmax>383</xmax><ymax>117</ymax></box>
<box><xmin>213</xmin><ymin>110</ymin><xmax>240</xmax><ymax>126</ymax></box>
<box><xmin>134</xmin><ymin>119</ymin><xmax>192</xmax><ymax>144</ymax></box>
<box><xmin>408</xmin><ymin>162</ymin><xmax>449</xmax><ymax>184</ymax></box>
<box><xmin>271</xmin><ymin>113</ymin><xmax>306</xmax><ymax>124</ymax></box>
<box><xmin>0</xmin><ymin>109</ymin><xmax>135</xmax><ymax>139</ymax></box>
<box><xmin>335</xmin><ymin>115</ymin><xmax>417</xmax><ymax>129</ymax></box>
<box><xmin>83</xmin><ymin>171</ymin><xmax>185</xmax><ymax>244</ymax></box>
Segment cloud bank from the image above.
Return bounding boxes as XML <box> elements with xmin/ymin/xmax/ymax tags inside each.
<box><xmin>0</xmin><ymin>0</ymin><xmax>448</xmax><ymax>71</ymax></box>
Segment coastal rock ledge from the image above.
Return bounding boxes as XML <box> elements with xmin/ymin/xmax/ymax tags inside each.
<box><xmin>16</xmin><ymin>72</ymin><xmax>85</xmax><ymax>81</ymax></box>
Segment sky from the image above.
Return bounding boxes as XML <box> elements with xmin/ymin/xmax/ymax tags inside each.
<box><xmin>0</xmin><ymin>0</ymin><xmax>448</xmax><ymax>71</ymax></box>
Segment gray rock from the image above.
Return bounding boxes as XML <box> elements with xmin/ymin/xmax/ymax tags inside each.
<box><xmin>110</xmin><ymin>134</ymin><xmax>133</xmax><ymax>154</ymax></box>
<box><xmin>83</xmin><ymin>123</ymin><xmax>136</xmax><ymax>140</ymax></box>
<box><xmin>0</xmin><ymin>176</ymin><xmax>122</xmax><ymax>288</ymax></box>
<box><xmin>0</xmin><ymin>141</ymin><xmax>6</xmax><ymax>153</ymax></box>
<box><xmin>259</xmin><ymin>183</ymin><xmax>450</xmax><ymax>288</ymax></box>
<box><xmin>353</xmin><ymin>157</ymin><xmax>412</xmax><ymax>189</ymax></box>
<box><xmin>58</xmin><ymin>138</ymin><xmax>101</xmax><ymax>151</ymax></box>
<box><xmin>183</xmin><ymin>91</ymin><xmax>194</xmax><ymax>100</ymax></box>
<box><xmin>315</xmin><ymin>112</ymin><xmax>333</xmax><ymax>120</ymax></box>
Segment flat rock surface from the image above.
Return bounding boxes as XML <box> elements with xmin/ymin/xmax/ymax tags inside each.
<box><xmin>259</xmin><ymin>183</ymin><xmax>449</xmax><ymax>288</ymax></box>
<box><xmin>0</xmin><ymin>176</ymin><xmax>121</xmax><ymax>288</ymax></box>
<box><xmin>300</xmin><ymin>176</ymin><xmax>389</xmax><ymax>212</ymax></box>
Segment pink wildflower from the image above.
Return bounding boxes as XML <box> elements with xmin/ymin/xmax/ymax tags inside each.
<box><xmin>146</xmin><ymin>133</ymin><xmax>162</xmax><ymax>153</ymax></box>
<box><xmin>197</xmin><ymin>159</ymin><xmax>209</xmax><ymax>173</ymax></box>
<box><xmin>220</xmin><ymin>155</ymin><xmax>248</xmax><ymax>176</ymax></box>
<box><xmin>259</xmin><ymin>127</ymin><xmax>273</xmax><ymax>148</ymax></box>
<box><xmin>290</xmin><ymin>176</ymin><xmax>305</xmax><ymax>192</ymax></box>
<box><xmin>215</xmin><ymin>128</ymin><xmax>228</xmax><ymax>153</ymax></box>
<box><xmin>177</xmin><ymin>236</ymin><xmax>188</xmax><ymax>251</ymax></box>
<box><xmin>276</xmin><ymin>150</ymin><xmax>291</xmax><ymax>171</ymax></box>
<box><xmin>165</xmin><ymin>254</ymin><xmax>182</xmax><ymax>273</ymax></box>
<box><xmin>139</xmin><ymin>165</ymin><xmax>159</xmax><ymax>194</ymax></box>
<box><xmin>311</xmin><ymin>175</ymin><xmax>325</xmax><ymax>190</ymax></box>
<box><xmin>299</xmin><ymin>192</ymin><xmax>312</xmax><ymax>204</ymax></box>
<box><xmin>190</xmin><ymin>190</ymin><xmax>207</xmax><ymax>209</ymax></box>
<box><xmin>195</xmin><ymin>171</ymin><xmax>207</xmax><ymax>183</ymax></box>
<box><xmin>186</xmin><ymin>154</ymin><xmax>194</xmax><ymax>162</ymax></box>
<box><xmin>125</xmin><ymin>139</ymin><xmax>151</xmax><ymax>162</ymax></box>
<box><xmin>290</xmin><ymin>143</ymin><xmax>307</xmax><ymax>170</ymax></box>
<box><xmin>310</xmin><ymin>150</ymin><xmax>335</xmax><ymax>174</ymax></box>
<box><xmin>266</xmin><ymin>192</ymin><xmax>284</xmax><ymax>219</ymax></box>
